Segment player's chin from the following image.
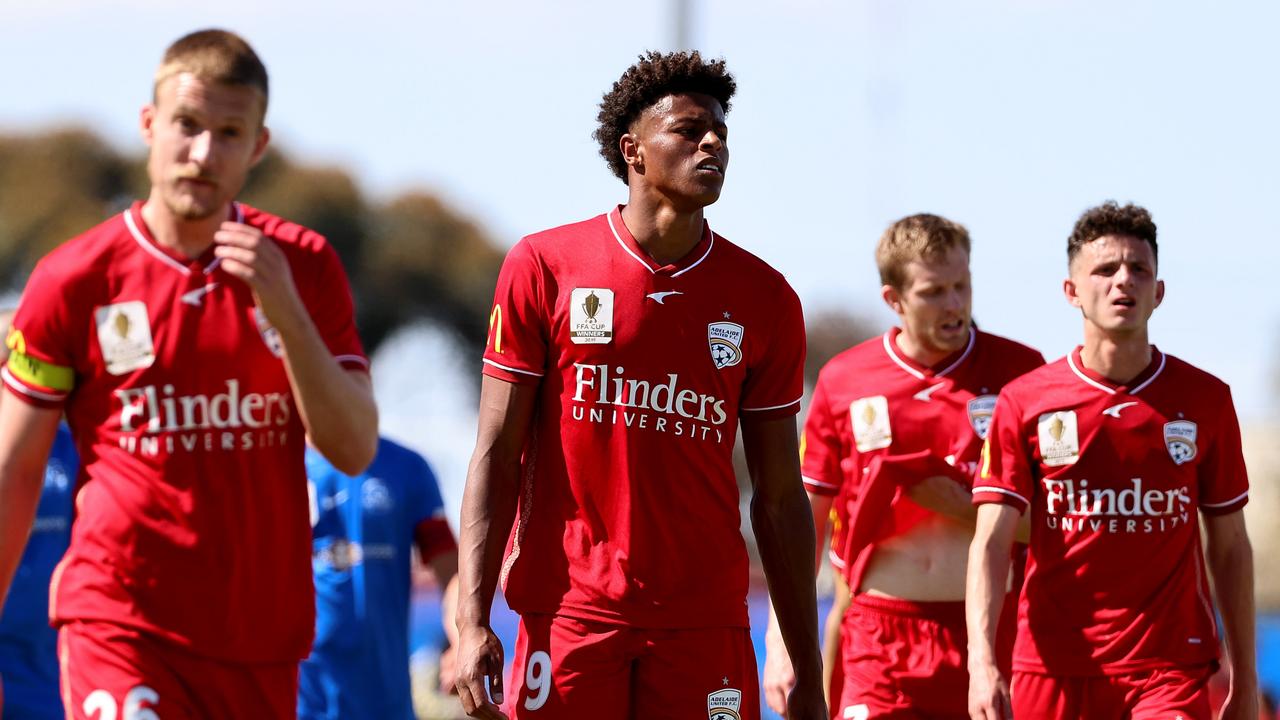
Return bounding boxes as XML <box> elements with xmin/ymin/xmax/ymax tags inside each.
<box><xmin>166</xmin><ymin>191</ymin><xmax>222</xmax><ymax>221</ymax></box>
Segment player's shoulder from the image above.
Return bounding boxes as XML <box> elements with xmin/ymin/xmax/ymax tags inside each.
<box><xmin>817</xmin><ymin>333</ymin><xmax>889</xmax><ymax>381</ymax></box>
<box><xmin>1157</xmin><ymin>351</ymin><xmax>1232</xmax><ymax>398</ymax></box>
<box><xmin>33</xmin><ymin>210</ymin><xmax>134</xmax><ymax>284</ymax></box>
<box><xmin>975</xmin><ymin>329</ymin><xmax>1044</xmax><ymax>365</ymax></box>
<box><xmin>709</xmin><ymin>232</ymin><xmax>794</xmax><ymax>291</ymax></box>
<box><xmin>237</xmin><ymin>203</ymin><xmax>331</xmax><ymax>255</ymax></box>
<box><xmin>999</xmin><ymin>354</ymin><xmax>1072</xmax><ymax>397</ymax></box>
<box><xmin>519</xmin><ymin>213</ymin><xmax>611</xmax><ymax>258</ymax></box>
<box><xmin>373</xmin><ymin>436</ymin><xmax>429</xmax><ymax>467</ymax></box>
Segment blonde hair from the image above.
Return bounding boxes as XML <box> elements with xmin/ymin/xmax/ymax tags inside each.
<box><xmin>153</xmin><ymin>29</ymin><xmax>268</xmax><ymax>113</ymax></box>
<box><xmin>875</xmin><ymin>214</ymin><xmax>971</xmax><ymax>289</ymax></box>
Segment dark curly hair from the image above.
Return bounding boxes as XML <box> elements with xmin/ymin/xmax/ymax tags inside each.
<box><xmin>594</xmin><ymin>51</ymin><xmax>736</xmax><ymax>183</ymax></box>
<box><xmin>1067</xmin><ymin>201</ymin><xmax>1158</xmax><ymax>266</ymax></box>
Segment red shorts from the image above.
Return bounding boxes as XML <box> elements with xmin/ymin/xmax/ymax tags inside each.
<box><xmin>58</xmin><ymin>621</ymin><xmax>297</xmax><ymax>720</ymax></box>
<box><xmin>1011</xmin><ymin>665</ymin><xmax>1213</xmax><ymax>720</ymax></box>
<box><xmin>506</xmin><ymin>613</ymin><xmax>758</xmax><ymax>720</ymax></box>
<box><xmin>837</xmin><ymin>594</ymin><xmax>1015</xmax><ymax>720</ymax></box>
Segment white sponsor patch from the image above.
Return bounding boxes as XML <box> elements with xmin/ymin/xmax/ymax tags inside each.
<box><xmin>968</xmin><ymin>394</ymin><xmax>997</xmax><ymax>439</ymax></box>
<box><xmin>95</xmin><ymin>301</ymin><xmax>156</xmax><ymax>375</ymax></box>
<box><xmin>707</xmin><ymin>321</ymin><xmax>744</xmax><ymax>369</ymax></box>
<box><xmin>362</xmin><ymin>477</ymin><xmax>393</xmax><ymax>512</ymax></box>
<box><xmin>1164</xmin><ymin>420</ymin><xmax>1198</xmax><ymax>465</ymax></box>
<box><xmin>850</xmin><ymin>396</ymin><xmax>892</xmax><ymax>452</ymax></box>
<box><xmin>569</xmin><ymin>288</ymin><xmax>613</xmax><ymax>345</ymax></box>
<box><xmin>1038</xmin><ymin>410</ymin><xmax>1080</xmax><ymax>467</ymax></box>
<box><xmin>707</xmin><ymin>688</ymin><xmax>742</xmax><ymax>720</ymax></box>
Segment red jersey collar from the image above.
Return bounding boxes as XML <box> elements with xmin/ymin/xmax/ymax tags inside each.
<box><xmin>606</xmin><ymin>205</ymin><xmax>714</xmax><ymax>277</ymax></box>
<box><xmin>124</xmin><ymin>200</ymin><xmax>239</xmax><ymax>276</ymax></box>
<box><xmin>1067</xmin><ymin>345</ymin><xmax>1166</xmax><ymax>395</ymax></box>
<box><xmin>882</xmin><ymin>326</ymin><xmax>976</xmax><ymax>380</ymax></box>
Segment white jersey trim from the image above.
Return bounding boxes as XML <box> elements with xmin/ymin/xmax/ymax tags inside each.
<box><xmin>607</xmin><ymin>211</ymin><xmax>655</xmax><ymax>274</ymax></box>
<box><xmin>607</xmin><ymin>211</ymin><xmax>715</xmax><ymax>277</ymax></box>
<box><xmin>334</xmin><ymin>354</ymin><xmax>371</xmax><ymax>369</ymax></box>
<box><xmin>1067</xmin><ymin>349</ymin><xmax>1166</xmax><ymax>396</ymax></box>
<box><xmin>802</xmin><ymin>475</ymin><xmax>839</xmax><ymax>490</ymax></box>
<box><xmin>882</xmin><ymin>327</ymin><xmax>975</xmax><ymax>381</ymax></box>
<box><xmin>2</xmin><ymin>368</ymin><xmax>67</xmax><ymax>402</ymax></box>
<box><xmin>828</xmin><ymin>549</ymin><xmax>847</xmax><ymax>569</ymax></box>
<box><xmin>1202</xmin><ymin>490</ymin><xmax>1248</xmax><ymax>509</ymax></box>
<box><xmin>124</xmin><ymin>209</ymin><xmax>191</xmax><ymax>276</ymax></box>
<box><xmin>741</xmin><ymin>396</ymin><xmax>802</xmax><ymax>412</ymax></box>
<box><xmin>972</xmin><ymin>485</ymin><xmax>1028</xmax><ymax>506</ymax></box>
<box><xmin>483</xmin><ymin>358</ymin><xmax>544</xmax><ymax>377</ymax></box>
<box><xmin>670</xmin><ymin>224</ymin><xmax>714</xmax><ymax>278</ymax></box>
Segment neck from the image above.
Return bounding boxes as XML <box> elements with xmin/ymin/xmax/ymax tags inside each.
<box><xmin>140</xmin><ymin>192</ymin><xmax>228</xmax><ymax>259</ymax></box>
<box><xmin>619</xmin><ymin>190</ymin><xmax>706</xmax><ymax>265</ymax></box>
<box><xmin>1079</xmin><ymin>324</ymin><xmax>1152</xmax><ymax>384</ymax></box>
<box><xmin>894</xmin><ymin>327</ymin><xmax>954</xmax><ymax>368</ymax></box>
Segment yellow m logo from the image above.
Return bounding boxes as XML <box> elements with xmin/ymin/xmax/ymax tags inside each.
<box><xmin>488</xmin><ymin>305</ymin><xmax>504</xmax><ymax>354</ymax></box>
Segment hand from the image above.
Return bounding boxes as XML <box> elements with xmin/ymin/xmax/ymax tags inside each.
<box><xmin>439</xmin><ymin>644</ymin><xmax>459</xmax><ymax>694</ymax></box>
<box><xmin>762</xmin><ymin>629</ymin><xmax>797</xmax><ymax>716</ymax></box>
<box><xmin>905</xmin><ymin>474</ymin><xmax>975</xmax><ymax>521</ymax></box>
<box><xmin>213</xmin><ymin>222</ymin><xmax>305</xmax><ymax>332</ymax></box>
<box><xmin>967</xmin><ymin>660</ymin><xmax>1011</xmax><ymax>720</ymax></box>
<box><xmin>454</xmin><ymin>624</ymin><xmax>509</xmax><ymax>719</ymax></box>
<box><xmin>784</xmin><ymin>681</ymin><xmax>828</xmax><ymax>720</ymax></box>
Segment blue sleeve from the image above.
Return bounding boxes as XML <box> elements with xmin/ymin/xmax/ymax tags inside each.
<box><xmin>407</xmin><ymin>451</ymin><xmax>446</xmax><ymax>525</ymax></box>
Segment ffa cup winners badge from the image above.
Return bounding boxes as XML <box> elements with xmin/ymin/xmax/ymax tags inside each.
<box><xmin>1164</xmin><ymin>420</ymin><xmax>1197</xmax><ymax>465</ymax></box>
<box><xmin>570</xmin><ymin>288</ymin><xmax>614</xmax><ymax>345</ymax></box>
<box><xmin>95</xmin><ymin>301</ymin><xmax>156</xmax><ymax>375</ymax></box>
<box><xmin>850</xmin><ymin>396</ymin><xmax>892</xmax><ymax>452</ymax></box>
<box><xmin>707</xmin><ymin>689</ymin><xmax>742</xmax><ymax>720</ymax></box>
<box><xmin>707</xmin><ymin>321</ymin><xmax>744</xmax><ymax>369</ymax></box>
<box><xmin>1037</xmin><ymin>410</ymin><xmax>1080</xmax><ymax>467</ymax></box>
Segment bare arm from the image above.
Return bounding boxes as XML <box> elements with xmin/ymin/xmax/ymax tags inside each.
<box><xmin>743</xmin><ymin>415</ymin><xmax>826</xmax><ymax>720</ymax></box>
<box><xmin>214</xmin><ymin>223</ymin><xmax>378</xmax><ymax>474</ymax></box>
<box><xmin>1203</xmin><ymin>510</ymin><xmax>1258</xmax><ymax>720</ymax></box>
<box><xmin>965</xmin><ymin>503</ymin><xmax>1019</xmax><ymax>720</ymax></box>
<box><xmin>0</xmin><ymin>398</ymin><xmax>63</xmax><ymax>610</ymax></box>
<box><xmin>455</xmin><ymin>375</ymin><xmax>538</xmax><ymax>719</ymax></box>
<box><xmin>424</xmin><ymin>546</ymin><xmax>461</xmax><ymax>693</ymax></box>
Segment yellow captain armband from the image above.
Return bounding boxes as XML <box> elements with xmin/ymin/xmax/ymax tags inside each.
<box><xmin>6</xmin><ymin>332</ymin><xmax>74</xmax><ymax>392</ymax></box>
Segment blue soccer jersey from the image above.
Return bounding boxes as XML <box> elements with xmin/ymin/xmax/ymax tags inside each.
<box><xmin>0</xmin><ymin>423</ymin><xmax>78</xmax><ymax>720</ymax></box>
<box><xmin>298</xmin><ymin>437</ymin><xmax>454</xmax><ymax>720</ymax></box>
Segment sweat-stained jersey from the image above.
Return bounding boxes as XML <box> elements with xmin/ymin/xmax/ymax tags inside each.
<box><xmin>972</xmin><ymin>348</ymin><xmax>1249</xmax><ymax>675</ymax></box>
<box><xmin>3</xmin><ymin>201</ymin><xmax>368</xmax><ymax>664</ymax></box>
<box><xmin>801</xmin><ymin>328</ymin><xmax>1044</xmax><ymax>588</ymax></box>
<box><xmin>482</xmin><ymin>206</ymin><xmax>806</xmax><ymax>629</ymax></box>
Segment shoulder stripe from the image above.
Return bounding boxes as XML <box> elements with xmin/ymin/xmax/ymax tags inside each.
<box><xmin>483</xmin><ymin>358</ymin><xmax>544</xmax><ymax>377</ymax></box>
<box><xmin>972</xmin><ymin>486</ymin><xmax>1028</xmax><ymax>505</ymax></box>
<box><xmin>1202</xmin><ymin>490</ymin><xmax>1248</xmax><ymax>509</ymax></box>
<box><xmin>741</xmin><ymin>397</ymin><xmax>802</xmax><ymax>412</ymax></box>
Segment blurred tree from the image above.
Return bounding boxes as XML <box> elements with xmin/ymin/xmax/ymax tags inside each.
<box><xmin>803</xmin><ymin>308</ymin><xmax>878</xmax><ymax>385</ymax></box>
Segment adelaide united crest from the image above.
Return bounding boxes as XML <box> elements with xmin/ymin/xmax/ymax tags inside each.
<box><xmin>707</xmin><ymin>321</ymin><xmax>744</xmax><ymax>369</ymax></box>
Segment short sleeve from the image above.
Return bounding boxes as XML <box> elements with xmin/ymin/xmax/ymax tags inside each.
<box><xmin>739</xmin><ymin>283</ymin><xmax>804</xmax><ymax>419</ymax></box>
<box><xmin>302</xmin><ymin>240</ymin><xmax>368</xmax><ymax>372</ymax></box>
<box><xmin>971</xmin><ymin>390</ymin><xmax>1032</xmax><ymax>513</ymax></box>
<box><xmin>1197</xmin><ymin>388</ymin><xmax>1249</xmax><ymax>516</ymax></box>
<box><xmin>4</xmin><ymin>260</ymin><xmax>81</xmax><ymax>407</ymax></box>
<box><xmin>481</xmin><ymin>239</ymin><xmax>549</xmax><ymax>384</ymax></box>
<box><xmin>801</xmin><ymin>375</ymin><xmax>843</xmax><ymax>496</ymax></box>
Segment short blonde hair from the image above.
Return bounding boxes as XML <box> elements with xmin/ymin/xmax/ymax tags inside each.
<box><xmin>154</xmin><ymin>29</ymin><xmax>268</xmax><ymax>114</ymax></box>
<box><xmin>875</xmin><ymin>213</ymin><xmax>971</xmax><ymax>289</ymax></box>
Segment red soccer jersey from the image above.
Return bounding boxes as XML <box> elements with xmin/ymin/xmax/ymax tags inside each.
<box><xmin>482</xmin><ymin>206</ymin><xmax>805</xmax><ymax>629</ymax></box>
<box><xmin>801</xmin><ymin>328</ymin><xmax>1043</xmax><ymax>587</ymax></box>
<box><xmin>4</xmin><ymin>202</ymin><xmax>368</xmax><ymax>663</ymax></box>
<box><xmin>972</xmin><ymin>348</ymin><xmax>1249</xmax><ymax>675</ymax></box>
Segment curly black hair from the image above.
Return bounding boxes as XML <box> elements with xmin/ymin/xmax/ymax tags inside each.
<box><xmin>594</xmin><ymin>51</ymin><xmax>736</xmax><ymax>183</ymax></box>
<box><xmin>1067</xmin><ymin>201</ymin><xmax>1158</xmax><ymax>266</ymax></box>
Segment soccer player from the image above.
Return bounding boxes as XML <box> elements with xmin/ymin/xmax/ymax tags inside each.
<box><xmin>299</xmin><ymin>436</ymin><xmax>459</xmax><ymax>720</ymax></box>
<box><xmin>0</xmin><ymin>311</ymin><xmax>79</xmax><ymax>720</ymax></box>
<box><xmin>763</xmin><ymin>214</ymin><xmax>1043</xmax><ymax>719</ymax></box>
<box><xmin>454</xmin><ymin>51</ymin><xmax>826</xmax><ymax>720</ymax></box>
<box><xmin>0</xmin><ymin>29</ymin><xmax>377</xmax><ymax>719</ymax></box>
<box><xmin>967</xmin><ymin>202</ymin><xmax>1257</xmax><ymax>720</ymax></box>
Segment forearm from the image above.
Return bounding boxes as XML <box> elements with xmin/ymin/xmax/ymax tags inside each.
<box><xmin>1208</xmin><ymin>527</ymin><xmax>1257</xmax><ymax>681</ymax></box>
<box><xmin>966</xmin><ymin>507</ymin><xmax>1015</xmax><ymax>669</ymax></box>
<box><xmin>274</xmin><ymin>296</ymin><xmax>377</xmax><ymax>474</ymax></box>
<box><xmin>0</xmin><ymin>464</ymin><xmax>45</xmax><ymax>609</ymax></box>
<box><xmin>753</xmin><ymin>484</ymin><xmax>823</xmax><ymax>684</ymax></box>
<box><xmin>456</xmin><ymin>455</ymin><xmax>521</xmax><ymax>631</ymax></box>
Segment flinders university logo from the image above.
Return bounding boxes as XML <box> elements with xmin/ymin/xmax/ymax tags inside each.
<box><xmin>569</xmin><ymin>288</ymin><xmax>613</xmax><ymax>345</ymax></box>
<box><xmin>1164</xmin><ymin>420</ymin><xmax>1198</xmax><ymax>465</ymax></box>
<box><xmin>707</xmin><ymin>689</ymin><xmax>741</xmax><ymax>720</ymax></box>
<box><xmin>707</xmin><ymin>321</ymin><xmax>744</xmax><ymax>369</ymax></box>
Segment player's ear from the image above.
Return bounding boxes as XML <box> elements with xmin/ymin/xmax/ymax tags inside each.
<box><xmin>881</xmin><ymin>284</ymin><xmax>903</xmax><ymax>314</ymax></box>
<box><xmin>1062</xmin><ymin>278</ymin><xmax>1082</xmax><ymax>308</ymax></box>
<box><xmin>250</xmin><ymin>125</ymin><xmax>271</xmax><ymax>167</ymax></box>
<box><xmin>140</xmin><ymin>104</ymin><xmax>157</xmax><ymax>146</ymax></box>
<box><xmin>621</xmin><ymin>133</ymin><xmax>642</xmax><ymax>174</ymax></box>
<box><xmin>1153</xmin><ymin>278</ymin><xmax>1165</xmax><ymax>309</ymax></box>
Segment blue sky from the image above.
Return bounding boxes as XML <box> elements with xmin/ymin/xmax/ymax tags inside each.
<box><xmin>4</xmin><ymin>0</ymin><xmax>1278</xmax><ymax>424</ymax></box>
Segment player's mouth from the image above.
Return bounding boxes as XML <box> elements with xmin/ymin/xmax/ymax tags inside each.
<box><xmin>694</xmin><ymin>158</ymin><xmax>724</xmax><ymax>176</ymax></box>
<box><xmin>939</xmin><ymin>318</ymin><xmax>966</xmax><ymax>333</ymax></box>
<box><xmin>1112</xmin><ymin>296</ymin><xmax>1137</xmax><ymax>309</ymax></box>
